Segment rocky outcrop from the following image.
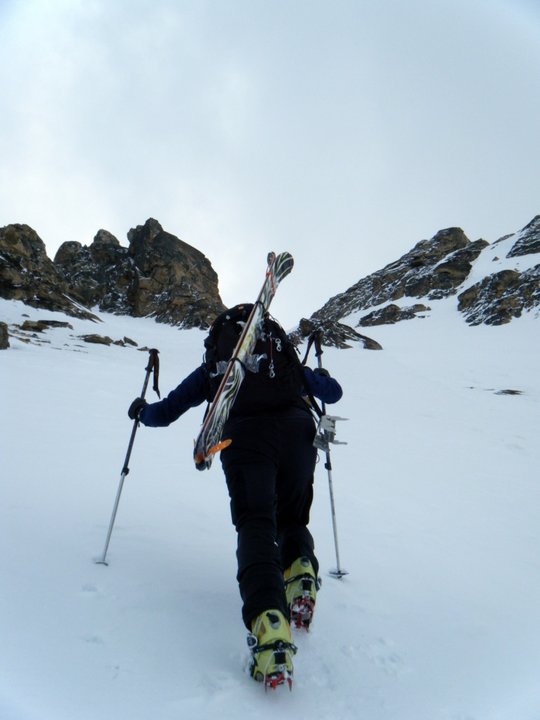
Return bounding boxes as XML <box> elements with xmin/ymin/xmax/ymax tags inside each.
<box><xmin>301</xmin><ymin>215</ymin><xmax>539</xmax><ymax>343</ymax></box>
<box><xmin>78</xmin><ymin>333</ymin><xmax>115</xmax><ymax>346</ymax></box>
<box><xmin>20</xmin><ymin>319</ymin><xmax>73</xmax><ymax>332</ymax></box>
<box><xmin>54</xmin><ymin>230</ymin><xmax>135</xmax><ymax>314</ymax></box>
<box><xmin>54</xmin><ymin>219</ymin><xmax>225</xmax><ymax>328</ymax></box>
<box><xmin>0</xmin><ymin>224</ymin><xmax>98</xmax><ymax>320</ymax></box>
<box><xmin>295</xmin><ymin>318</ymin><xmax>382</xmax><ymax>350</ymax></box>
<box><xmin>310</xmin><ymin>229</ymin><xmax>487</xmax><ymax>328</ymax></box>
<box><xmin>426</xmin><ymin>241</ymin><xmax>490</xmax><ymax>299</ymax></box>
<box><xmin>125</xmin><ymin>218</ymin><xmax>225</xmax><ymax>328</ymax></box>
<box><xmin>303</xmin><ymin>227</ymin><xmax>488</xmax><ymax>344</ymax></box>
<box><xmin>0</xmin><ymin>219</ymin><xmax>225</xmax><ymax>329</ymax></box>
<box><xmin>458</xmin><ymin>266</ymin><xmax>540</xmax><ymax>325</ymax></box>
<box><xmin>507</xmin><ymin>215</ymin><xmax>540</xmax><ymax>258</ymax></box>
<box><xmin>457</xmin><ymin>216</ymin><xmax>540</xmax><ymax>325</ymax></box>
<box><xmin>358</xmin><ymin>303</ymin><xmax>430</xmax><ymax>326</ymax></box>
<box><xmin>0</xmin><ymin>321</ymin><xmax>9</xmax><ymax>349</ymax></box>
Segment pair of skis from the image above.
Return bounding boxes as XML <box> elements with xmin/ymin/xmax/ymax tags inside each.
<box><xmin>193</xmin><ymin>251</ymin><xmax>294</xmax><ymax>470</ymax></box>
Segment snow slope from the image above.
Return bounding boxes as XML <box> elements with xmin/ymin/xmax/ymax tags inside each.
<box><xmin>1</xmin><ymin>295</ymin><xmax>539</xmax><ymax>720</ymax></box>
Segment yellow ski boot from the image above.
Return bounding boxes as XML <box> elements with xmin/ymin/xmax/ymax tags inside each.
<box><xmin>284</xmin><ymin>556</ymin><xmax>320</xmax><ymax>630</ymax></box>
<box><xmin>247</xmin><ymin>609</ymin><xmax>297</xmax><ymax>690</ymax></box>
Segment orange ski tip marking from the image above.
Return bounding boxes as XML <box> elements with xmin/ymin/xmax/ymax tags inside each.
<box><xmin>194</xmin><ymin>438</ymin><xmax>232</xmax><ymax>465</ymax></box>
<box><xmin>209</xmin><ymin>438</ymin><xmax>232</xmax><ymax>455</ymax></box>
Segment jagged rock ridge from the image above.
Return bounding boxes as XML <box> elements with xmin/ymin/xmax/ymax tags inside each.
<box><xmin>299</xmin><ymin>216</ymin><xmax>539</xmax><ymax>346</ymax></box>
<box><xmin>124</xmin><ymin>219</ymin><xmax>225</xmax><ymax>328</ymax></box>
<box><xmin>2</xmin><ymin>214</ymin><xmax>539</xmax><ymax>352</ymax></box>
<box><xmin>0</xmin><ymin>219</ymin><xmax>225</xmax><ymax>329</ymax></box>
<box><xmin>0</xmin><ymin>224</ymin><xmax>98</xmax><ymax>321</ymax></box>
<box><xmin>310</xmin><ymin>228</ymin><xmax>488</xmax><ymax>324</ymax></box>
<box><xmin>53</xmin><ymin>230</ymin><xmax>134</xmax><ymax>315</ymax></box>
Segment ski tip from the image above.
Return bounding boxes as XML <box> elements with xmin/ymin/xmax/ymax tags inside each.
<box><xmin>267</xmin><ymin>251</ymin><xmax>294</xmax><ymax>266</ymax></box>
<box><xmin>274</xmin><ymin>252</ymin><xmax>294</xmax><ymax>281</ymax></box>
<box><xmin>282</xmin><ymin>253</ymin><xmax>294</xmax><ymax>270</ymax></box>
<box><xmin>193</xmin><ymin>448</ymin><xmax>210</xmax><ymax>470</ymax></box>
<box><xmin>194</xmin><ymin>438</ymin><xmax>231</xmax><ymax>470</ymax></box>
<box><xmin>194</xmin><ymin>456</ymin><xmax>211</xmax><ymax>471</ymax></box>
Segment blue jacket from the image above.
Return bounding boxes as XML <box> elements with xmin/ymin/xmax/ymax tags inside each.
<box><xmin>140</xmin><ymin>365</ymin><xmax>343</xmax><ymax>428</ymax></box>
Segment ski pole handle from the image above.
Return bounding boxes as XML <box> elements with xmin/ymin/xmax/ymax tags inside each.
<box><xmin>121</xmin><ymin>348</ymin><xmax>160</xmax><ymax>474</ymax></box>
<box><xmin>145</xmin><ymin>348</ymin><xmax>161</xmax><ymax>399</ymax></box>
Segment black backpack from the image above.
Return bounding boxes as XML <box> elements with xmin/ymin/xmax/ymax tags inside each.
<box><xmin>203</xmin><ymin>303</ymin><xmax>305</xmax><ymax>415</ymax></box>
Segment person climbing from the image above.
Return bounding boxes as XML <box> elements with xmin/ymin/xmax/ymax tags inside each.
<box><xmin>128</xmin><ymin>304</ymin><xmax>343</xmax><ymax>688</ymax></box>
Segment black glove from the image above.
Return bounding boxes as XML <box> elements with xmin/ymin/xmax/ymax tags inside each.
<box><xmin>128</xmin><ymin>397</ymin><xmax>147</xmax><ymax>420</ymax></box>
<box><xmin>313</xmin><ymin>367</ymin><xmax>330</xmax><ymax>377</ymax></box>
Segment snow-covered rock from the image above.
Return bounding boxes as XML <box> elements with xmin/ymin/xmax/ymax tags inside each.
<box><xmin>303</xmin><ymin>215</ymin><xmax>539</xmax><ymax>345</ymax></box>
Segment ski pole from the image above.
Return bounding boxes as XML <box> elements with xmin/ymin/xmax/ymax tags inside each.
<box><xmin>312</xmin><ymin>331</ymin><xmax>348</xmax><ymax>579</ymax></box>
<box><xmin>95</xmin><ymin>348</ymin><xmax>160</xmax><ymax>566</ymax></box>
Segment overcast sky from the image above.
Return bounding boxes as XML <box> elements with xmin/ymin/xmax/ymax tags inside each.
<box><xmin>1</xmin><ymin>0</ymin><xmax>539</xmax><ymax>327</ymax></box>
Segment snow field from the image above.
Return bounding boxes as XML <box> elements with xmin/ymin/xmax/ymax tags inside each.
<box><xmin>1</xmin><ymin>297</ymin><xmax>540</xmax><ymax>719</ymax></box>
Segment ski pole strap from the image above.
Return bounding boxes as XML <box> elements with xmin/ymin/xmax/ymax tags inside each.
<box><xmin>299</xmin><ymin>329</ymin><xmax>324</xmax><ymax>418</ymax></box>
<box><xmin>302</xmin><ymin>329</ymin><xmax>322</xmax><ymax>365</ymax></box>
<box><xmin>301</xmin><ymin>328</ymin><xmax>324</xmax><ymax>365</ymax></box>
<box><xmin>146</xmin><ymin>348</ymin><xmax>161</xmax><ymax>398</ymax></box>
<box><xmin>313</xmin><ymin>329</ymin><xmax>324</xmax><ymax>359</ymax></box>
<box><xmin>301</xmin><ymin>334</ymin><xmax>315</xmax><ymax>366</ymax></box>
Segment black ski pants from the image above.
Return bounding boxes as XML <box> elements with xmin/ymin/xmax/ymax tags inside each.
<box><xmin>220</xmin><ymin>409</ymin><xmax>319</xmax><ymax>629</ymax></box>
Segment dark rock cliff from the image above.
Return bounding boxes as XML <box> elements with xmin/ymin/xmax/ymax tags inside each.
<box><xmin>0</xmin><ymin>219</ymin><xmax>225</xmax><ymax>328</ymax></box>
